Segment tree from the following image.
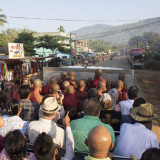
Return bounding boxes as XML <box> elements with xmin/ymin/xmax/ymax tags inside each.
<box><xmin>14</xmin><ymin>31</ymin><xmax>35</xmax><ymax>56</ymax></box>
<box><xmin>57</xmin><ymin>25</ymin><xmax>65</xmax><ymax>33</ymax></box>
<box><xmin>36</xmin><ymin>35</ymin><xmax>70</xmax><ymax>53</ymax></box>
<box><xmin>128</xmin><ymin>36</ymin><xmax>144</xmax><ymax>48</ymax></box>
<box><xmin>87</xmin><ymin>39</ymin><xmax>113</xmax><ymax>52</ymax></box>
<box><xmin>2</xmin><ymin>28</ymin><xmax>19</xmax><ymax>43</ymax></box>
<box><xmin>0</xmin><ymin>33</ymin><xmax>7</xmax><ymax>47</ymax></box>
<box><xmin>0</xmin><ymin>9</ymin><xmax>7</xmax><ymax>26</ymax></box>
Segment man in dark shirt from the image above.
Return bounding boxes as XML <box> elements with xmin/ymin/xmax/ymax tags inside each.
<box><xmin>99</xmin><ymin>93</ymin><xmax>122</xmax><ymax>132</ymax></box>
<box><xmin>19</xmin><ymin>85</ymin><xmax>39</xmax><ymax>121</ymax></box>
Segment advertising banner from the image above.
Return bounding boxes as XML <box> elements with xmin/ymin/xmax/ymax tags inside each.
<box><xmin>8</xmin><ymin>43</ymin><xmax>24</xmax><ymax>58</ymax></box>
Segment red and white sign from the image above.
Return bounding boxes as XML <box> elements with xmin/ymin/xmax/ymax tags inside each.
<box><xmin>8</xmin><ymin>43</ymin><xmax>24</xmax><ymax>59</ymax></box>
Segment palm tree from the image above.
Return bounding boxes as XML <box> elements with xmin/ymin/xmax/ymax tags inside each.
<box><xmin>57</xmin><ymin>25</ymin><xmax>65</xmax><ymax>33</ymax></box>
<box><xmin>0</xmin><ymin>8</ymin><xmax>7</xmax><ymax>26</ymax></box>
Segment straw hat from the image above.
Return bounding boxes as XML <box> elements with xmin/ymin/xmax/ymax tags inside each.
<box><xmin>130</xmin><ymin>103</ymin><xmax>158</xmax><ymax>121</ymax></box>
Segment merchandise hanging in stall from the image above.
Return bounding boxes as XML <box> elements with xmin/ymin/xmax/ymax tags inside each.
<box><xmin>0</xmin><ymin>61</ymin><xmax>8</xmax><ymax>81</ymax></box>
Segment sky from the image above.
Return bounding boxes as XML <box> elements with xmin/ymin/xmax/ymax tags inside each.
<box><xmin>1</xmin><ymin>0</ymin><xmax>160</xmax><ymax>33</ymax></box>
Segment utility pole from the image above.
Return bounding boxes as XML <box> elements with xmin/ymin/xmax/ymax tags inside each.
<box><xmin>70</xmin><ymin>33</ymin><xmax>72</xmax><ymax>57</ymax></box>
<box><xmin>70</xmin><ymin>33</ymin><xmax>75</xmax><ymax>65</ymax></box>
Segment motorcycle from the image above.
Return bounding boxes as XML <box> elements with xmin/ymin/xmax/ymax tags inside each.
<box><xmin>83</xmin><ymin>60</ymin><xmax>88</xmax><ymax>68</ymax></box>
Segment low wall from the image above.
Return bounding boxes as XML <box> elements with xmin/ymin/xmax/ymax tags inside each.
<box><xmin>43</xmin><ymin>67</ymin><xmax>134</xmax><ymax>87</ymax></box>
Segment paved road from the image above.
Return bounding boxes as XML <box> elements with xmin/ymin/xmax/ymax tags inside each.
<box><xmin>97</xmin><ymin>55</ymin><xmax>130</xmax><ymax>70</ymax></box>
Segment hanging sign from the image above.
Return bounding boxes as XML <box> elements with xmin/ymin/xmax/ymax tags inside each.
<box><xmin>8</xmin><ymin>43</ymin><xmax>24</xmax><ymax>58</ymax></box>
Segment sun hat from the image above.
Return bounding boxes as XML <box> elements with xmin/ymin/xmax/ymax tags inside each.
<box><xmin>40</xmin><ymin>97</ymin><xmax>61</xmax><ymax>114</ymax></box>
<box><xmin>99</xmin><ymin>93</ymin><xmax>112</xmax><ymax>103</ymax></box>
<box><xmin>130</xmin><ymin>103</ymin><xmax>158</xmax><ymax>121</ymax></box>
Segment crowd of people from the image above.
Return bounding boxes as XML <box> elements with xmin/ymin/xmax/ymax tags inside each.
<box><xmin>0</xmin><ymin>69</ymin><xmax>159</xmax><ymax>160</ymax></box>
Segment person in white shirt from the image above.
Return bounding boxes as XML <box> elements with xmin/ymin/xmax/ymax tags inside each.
<box><xmin>119</xmin><ymin>86</ymin><xmax>139</xmax><ymax>115</ymax></box>
<box><xmin>114</xmin><ymin>103</ymin><xmax>159</xmax><ymax>159</ymax></box>
<box><xmin>28</xmin><ymin>97</ymin><xmax>65</xmax><ymax>147</ymax></box>
<box><xmin>33</xmin><ymin>112</ymin><xmax>74</xmax><ymax>160</ymax></box>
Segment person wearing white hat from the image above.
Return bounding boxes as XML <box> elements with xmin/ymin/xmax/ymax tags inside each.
<box><xmin>28</xmin><ymin>97</ymin><xmax>65</xmax><ymax>147</ymax></box>
<box><xmin>99</xmin><ymin>93</ymin><xmax>122</xmax><ymax>132</ymax></box>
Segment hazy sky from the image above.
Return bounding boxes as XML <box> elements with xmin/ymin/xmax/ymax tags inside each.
<box><xmin>1</xmin><ymin>0</ymin><xmax>160</xmax><ymax>33</ymax></box>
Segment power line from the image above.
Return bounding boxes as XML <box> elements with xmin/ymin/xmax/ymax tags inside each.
<box><xmin>75</xmin><ymin>19</ymin><xmax>160</xmax><ymax>40</ymax></box>
<box><xmin>7</xmin><ymin>16</ymin><xmax>140</xmax><ymax>22</ymax></box>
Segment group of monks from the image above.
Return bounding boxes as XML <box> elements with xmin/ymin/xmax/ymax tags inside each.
<box><xmin>12</xmin><ymin>69</ymin><xmax>128</xmax><ymax>113</ymax></box>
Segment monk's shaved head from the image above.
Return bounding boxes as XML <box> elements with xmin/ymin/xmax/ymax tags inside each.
<box><xmin>68</xmin><ymin>71</ymin><xmax>75</xmax><ymax>76</ymax></box>
<box><xmin>51</xmin><ymin>84</ymin><xmax>60</xmax><ymax>94</ymax></box>
<box><xmin>118</xmin><ymin>73</ymin><xmax>125</xmax><ymax>82</ymax></box>
<box><xmin>95</xmin><ymin>69</ymin><xmax>103</xmax><ymax>78</ymax></box>
<box><xmin>78</xmin><ymin>80</ymin><xmax>86</xmax><ymax>89</ymax></box>
<box><xmin>63</xmin><ymin>81</ymin><xmax>70</xmax><ymax>89</ymax></box>
<box><xmin>50</xmin><ymin>77</ymin><xmax>58</xmax><ymax>85</ymax></box>
<box><xmin>33</xmin><ymin>79</ymin><xmax>42</xmax><ymax>88</ymax></box>
<box><xmin>60</xmin><ymin>72</ymin><xmax>67</xmax><ymax>80</ymax></box>
<box><xmin>117</xmin><ymin>80</ymin><xmax>123</xmax><ymax>89</ymax></box>
<box><xmin>67</xmin><ymin>85</ymin><xmax>75</xmax><ymax>94</ymax></box>
<box><xmin>68</xmin><ymin>71</ymin><xmax>75</xmax><ymax>81</ymax></box>
<box><xmin>87</xmin><ymin>125</ymin><xmax>112</xmax><ymax>155</ymax></box>
<box><xmin>98</xmin><ymin>81</ymin><xmax>106</xmax><ymax>90</ymax></box>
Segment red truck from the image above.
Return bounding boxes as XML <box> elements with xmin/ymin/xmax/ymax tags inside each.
<box><xmin>128</xmin><ymin>48</ymin><xmax>144</xmax><ymax>69</ymax></box>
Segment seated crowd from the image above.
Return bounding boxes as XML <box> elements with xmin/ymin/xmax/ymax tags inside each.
<box><xmin>0</xmin><ymin>69</ymin><xmax>159</xmax><ymax>160</ymax></box>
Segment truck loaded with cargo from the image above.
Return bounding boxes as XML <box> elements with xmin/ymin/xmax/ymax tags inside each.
<box><xmin>127</xmin><ymin>48</ymin><xmax>144</xmax><ymax>69</ymax></box>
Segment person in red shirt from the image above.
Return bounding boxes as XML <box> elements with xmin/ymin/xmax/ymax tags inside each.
<box><xmin>61</xmin><ymin>80</ymin><xmax>70</xmax><ymax>95</ymax></box>
<box><xmin>89</xmin><ymin>69</ymin><xmax>104</xmax><ymax>89</ymax></box>
<box><xmin>30</xmin><ymin>79</ymin><xmax>43</xmax><ymax>104</ymax></box>
<box><xmin>97</xmin><ymin>81</ymin><xmax>107</xmax><ymax>97</ymax></box>
<box><xmin>12</xmin><ymin>81</ymin><xmax>29</xmax><ymax>101</ymax></box>
<box><xmin>12</xmin><ymin>90</ymin><xmax>20</xmax><ymax>101</ymax></box>
<box><xmin>58</xmin><ymin>72</ymin><xmax>67</xmax><ymax>89</ymax></box>
<box><xmin>117</xmin><ymin>80</ymin><xmax>127</xmax><ymax>104</ymax></box>
<box><xmin>66</xmin><ymin>72</ymin><xmax>77</xmax><ymax>89</ymax></box>
<box><xmin>118</xmin><ymin>73</ymin><xmax>128</xmax><ymax>94</ymax></box>
<box><xmin>63</xmin><ymin>85</ymin><xmax>79</xmax><ymax>110</ymax></box>
<box><xmin>42</xmin><ymin>78</ymin><xmax>51</xmax><ymax>95</ymax></box>
<box><xmin>42</xmin><ymin>77</ymin><xmax>58</xmax><ymax>95</ymax></box>
<box><xmin>75</xmin><ymin>80</ymin><xmax>88</xmax><ymax>101</ymax></box>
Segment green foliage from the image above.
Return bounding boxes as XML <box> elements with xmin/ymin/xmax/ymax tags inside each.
<box><xmin>129</xmin><ymin>32</ymin><xmax>160</xmax><ymax>70</ymax></box>
<box><xmin>0</xmin><ymin>8</ymin><xmax>7</xmax><ymax>26</ymax></box>
<box><xmin>2</xmin><ymin>29</ymin><xmax>19</xmax><ymax>43</ymax></box>
<box><xmin>128</xmin><ymin>36</ymin><xmax>144</xmax><ymax>48</ymax></box>
<box><xmin>145</xmin><ymin>59</ymin><xmax>160</xmax><ymax>71</ymax></box>
<box><xmin>36</xmin><ymin>35</ymin><xmax>70</xmax><ymax>53</ymax></box>
<box><xmin>57</xmin><ymin>25</ymin><xmax>65</xmax><ymax>33</ymax></box>
<box><xmin>0</xmin><ymin>33</ymin><xmax>7</xmax><ymax>47</ymax></box>
<box><xmin>14</xmin><ymin>31</ymin><xmax>35</xmax><ymax>56</ymax></box>
<box><xmin>88</xmin><ymin>39</ymin><xmax>119</xmax><ymax>52</ymax></box>
<box><xmin>129</xmin><ymin>32</ymin><xmax>160</xmax><ymax>52</ymax></box>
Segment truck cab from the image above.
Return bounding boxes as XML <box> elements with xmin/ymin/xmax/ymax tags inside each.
<box><xmin>130</xmin><ymin>49</ymin><xmax>144</xmax><ymax>69</ymax></box>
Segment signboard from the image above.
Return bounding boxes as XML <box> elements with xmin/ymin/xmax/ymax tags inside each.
<box><xmin>8</xmin><ymin>43</ymin><xmax>24</xmax><ymax>59</ymax></box>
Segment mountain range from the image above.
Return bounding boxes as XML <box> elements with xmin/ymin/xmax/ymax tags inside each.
<box><xmin>71</xmin><ymin>17</ymin><xmax>160</xmax><ymax>45</ymax></box>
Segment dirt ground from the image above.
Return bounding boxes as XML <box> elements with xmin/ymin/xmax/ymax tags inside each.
<box><xmin>135</xmin><ymin>70</ymin><xmax>160</xmax><ymax>143</ymax></box>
